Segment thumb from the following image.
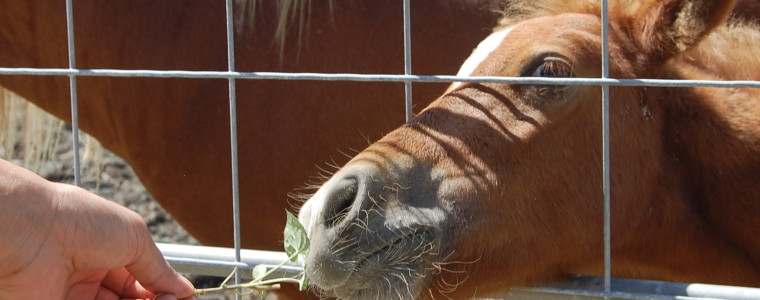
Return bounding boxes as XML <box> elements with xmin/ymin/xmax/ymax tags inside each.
<box><xmin>55</xmin><ymin>184</ymin><xmax>197</xmax><ymax>298</ymax></box>
<box><xmin>125</xmin><ymin>238</ymin><xmax>197</xmax><ymax>298</ymax></box>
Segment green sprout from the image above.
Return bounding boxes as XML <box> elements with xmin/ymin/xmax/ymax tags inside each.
<box><xmin>194</xmin><ymin>211</ymin><xmax>311</xmax><ymax>297</ymax></box>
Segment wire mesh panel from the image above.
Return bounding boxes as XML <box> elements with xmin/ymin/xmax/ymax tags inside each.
<box><xmin>1</xmin><ymin>0</ymin><xmax>759</xmax><ymax>299</ymax></box>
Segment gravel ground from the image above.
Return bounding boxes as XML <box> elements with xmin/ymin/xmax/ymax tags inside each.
<box><xmin>2</xmin><ymin>98</ymin><xmax>263</xmax><ymax>299</ymax></box>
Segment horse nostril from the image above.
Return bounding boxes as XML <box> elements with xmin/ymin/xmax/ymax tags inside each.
<box><xmin>323</xmin><ymin>177</ymin><xmax>359</xmax><ymax>228</ymax></box>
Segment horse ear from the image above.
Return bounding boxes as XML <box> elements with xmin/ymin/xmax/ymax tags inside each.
<box><xmin>630</xmin><ymin>0</ymin><xmax>736</xmax><ymax>63</ymax></box>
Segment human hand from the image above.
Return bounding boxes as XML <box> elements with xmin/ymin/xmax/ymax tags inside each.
<box><xmin>0</xmin><ymin>159</ymin><xmax>197</xmax><ymax>299</ymax></box>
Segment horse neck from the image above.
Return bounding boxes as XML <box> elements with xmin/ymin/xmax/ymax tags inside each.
<box><xmin>646</xmin><ymin>80</ymin><xmax>760</xmax><ymax>279</ymax></box>
<box><xmin>659</xmin><ymin>23</ymin><xmax>760</xmax><ymax>202</ymax></box>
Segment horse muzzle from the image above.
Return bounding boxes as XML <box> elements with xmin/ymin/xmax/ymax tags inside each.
<box><xmin>298</xmin><ymin>159</ymin><xmax>451</xmax><ymax>299</ymax></box>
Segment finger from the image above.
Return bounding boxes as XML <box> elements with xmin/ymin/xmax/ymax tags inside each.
<box><xmin>152</xmin><ymin>293</ymin><xmax>177</xmax><ymax>300</ymax></box>
<box><xmin>123</xmin><ymin>239</ymin><xmax>196</xmax><ymax>298</ymax></box>
<box><xmin>153</xmin><ymin>292</ymin><xmax>200</xmax><ymax>300</ymax></box>
<box><xmin>100</xmin><ymin>267</ymin><xmax>152</xmax><ymax>299</ymax></box>
<box><xmin>93</xmin><ymin>285</ymin><xmax>119</xmax><ymax>300</ymax></box>
<box><xmin>54</xmin><ymin>186</ymin><xmax>196</xmax><ymax>298</ymax></box>
<box><xmin>63</xmin><ymin>271</ymin><xmax>113</xmax><ymax>300</ymax></box>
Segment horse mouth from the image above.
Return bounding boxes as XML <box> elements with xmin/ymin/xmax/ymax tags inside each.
<box><xmin>320</xmin><ymin>229</ymin><xmax>434</xmax><ymax>299</ymax></box>
<box><xmin>370</xmin><ymin>228</ymin><xmax>426</xmax><ymax>256</ymax></box>
<box><xmin>342</xmin><ymin>228</ymin><xmax>434</xmax><ymax>280</ymax></box>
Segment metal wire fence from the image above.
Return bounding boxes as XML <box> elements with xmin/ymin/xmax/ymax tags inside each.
<box><xmin>2</xmin><ymin>0</ymin><xmax>760</xmax><ymax>299</ymax></box>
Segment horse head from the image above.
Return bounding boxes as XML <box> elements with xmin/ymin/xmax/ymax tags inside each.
<box><xmin>298</xmin><ymin>0</ymin><xmax>760</xmax><ymax>299</ymax></box>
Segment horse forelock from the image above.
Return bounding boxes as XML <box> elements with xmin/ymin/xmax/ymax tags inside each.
<box><xmin>496</xmin><ymin>0</ymin><xmax>647</xmax><ymax>30</ymax></box>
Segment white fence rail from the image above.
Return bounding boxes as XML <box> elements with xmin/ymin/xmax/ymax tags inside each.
<box><xmin>158</xmin><ymin>241</ymin><xmax>760</xmax><ymax>299</ymax></box>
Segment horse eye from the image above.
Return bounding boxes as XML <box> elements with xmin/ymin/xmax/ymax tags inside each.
<box><xmin>529</xmin><ymin>57</ymin><xmax>572</xmax><ymax>77</ymax></box>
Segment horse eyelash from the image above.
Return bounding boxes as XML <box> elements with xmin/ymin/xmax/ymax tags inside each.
<box><xmin>538</xmin><ymin>58</ymin><xmax>573</xmax><ymax>77</ymax></box>
<box><xmin>521</xmin><ymin>55</ymin><xmax>572</xmax><ymax>77</ymax></box>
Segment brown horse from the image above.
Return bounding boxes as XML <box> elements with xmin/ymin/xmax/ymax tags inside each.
<box><xmin>298</xmin><ymin>0</ymin><xmax>760</xmax><ymax>299</ymax></box>
<box><xmin>1</xmin><ymin>0</ymin><xmax>756</xmax><ymax>251</ymax></box>
<box><xmin>0</xmin><ymin>0</ymin><xmax>505</xmax><ymax>251</ymax></box>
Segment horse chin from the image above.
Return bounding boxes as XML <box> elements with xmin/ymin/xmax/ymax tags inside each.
<box><xmin>330</xmin><ymin>275</ymin><xmax>425</xmax><ymax>300</ymax></box>
<box><xmin>327</xmin><ymin>252</ymin><xmax>429</xmax><ymax>300</ymax></box>
<box><xmin>305</xmin><ymin>227</ymin><xmax>442</xmax><ymax>300</ymax></box>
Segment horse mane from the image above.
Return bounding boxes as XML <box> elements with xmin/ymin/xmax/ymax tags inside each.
<box><xmin>239</xmin><ymin>0</ymin><xmax>334</xmax><ymax>62</ymax></box>
<box><xmin>239</xmin><ymin>0</ymin><xmax>312</xmax><ymax>41</ymax></box>
<box><xmin>679</xmin><ymin>19</ymin><xmax>760</xmax><ymax>81</ymax></box>
<box><xmin>495</xmin><ymin>0</ymin><xmax>717</xmax><ymax>29</ymax></box>
<box><xmin>498</xmin><ymin>0</ymin><xmax>607</xmax><ymax>29</ymax></box>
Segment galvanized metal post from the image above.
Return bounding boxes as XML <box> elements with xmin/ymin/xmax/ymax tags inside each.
<box><xmin>64</xmin><ymin>0</ymin><xmax>81</xmax><ymax>186</ymax></box>
<box><xmin>224</xmin><ymin>0</ymin><xmax>243</xmax><ymax>298</ymax></box>
<box><xmin>402</xmin><ymin>0</ymin><xmax>413</xmax><ymax>122</ymax></box>
<box><xmin>600</xmin><ymin>0</ymin><xmax>613</xmax><ymax>295</ymax></box>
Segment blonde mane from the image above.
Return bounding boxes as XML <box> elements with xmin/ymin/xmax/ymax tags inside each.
<box><xmin>679</xmin><ymin>20</ymin><xmax>760</xmax><ymax>81</ymax></box>
<box><xmin>497</xmin><ymin>0</ymin><xmax>652</xmax><ymax>29</ymax></box>
<box><xmin>239</xmin><ymin>0</ymin><xmax>334</xmax><ymax>62</ymax></box>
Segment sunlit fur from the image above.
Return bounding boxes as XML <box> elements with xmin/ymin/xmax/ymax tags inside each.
<box><xmin>299</xmin><ymin>0</ymin><xmax>760</xmax><ymax>299</ymax></box>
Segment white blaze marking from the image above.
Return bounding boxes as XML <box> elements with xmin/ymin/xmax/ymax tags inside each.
<box><xmin>300</xmin><ymin>29</ymin><xmax>516</xmax><ymax>237</ymax></box>
<box><xmin>447</xmin><ymin>27</ymin><xmax>514</xmax><ymax>92</ymax></box>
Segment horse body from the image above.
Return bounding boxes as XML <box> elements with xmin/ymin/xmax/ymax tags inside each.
<box><xmin>0</xmin><ymin>0</ymin><xmax>502</xmax><ymax>250</ymax></box>
<box><xmin>298</xmin><ymin>0</ymin><xmax>760</xmax><ymax>299</ymax></box>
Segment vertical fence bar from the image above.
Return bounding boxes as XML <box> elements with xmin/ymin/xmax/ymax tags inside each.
<box><xmin>600</xmin><ymin>0</ymin><xmax>613</xmax><ymax>294</ymax></box>
<box><xmin>402</xmin><ymin>0</ymin><xmax>413</xmax><ymax>122</ymax></box>
<box><xmin>64</xmin><ymin>0</ymin><xmax>81</xmax><ymax>186</ymax></box>
<box><xmin>224</xmin><ymin>0</ymin><xmax>243</xmax><ymax>296</ymax></box>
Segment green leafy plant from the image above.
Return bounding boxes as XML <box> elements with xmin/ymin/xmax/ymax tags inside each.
<box><xmin>194</xmin><ymin>211</ymin><xmax>310</xmax><ymax>297</ymax></box>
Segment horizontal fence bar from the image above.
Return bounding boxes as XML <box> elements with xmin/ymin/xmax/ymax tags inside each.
<box><xmin>157</xmin><ymin>243</ymin><xmax>760</xmax><ymax>300</ymax></box>
<box><xmin>496</xmin><ymin>276</ymin><xmax>760</xmax><ymax>300</ymax></box>
<box><xmin>1</xmin><ymin>67</ymin><xmax>760</xmax><ymax>88</ymax></box>
<box><xmin>157</xmin><ymin>243</ymin><xmax>301</xmax><ymax>279</ymax></box>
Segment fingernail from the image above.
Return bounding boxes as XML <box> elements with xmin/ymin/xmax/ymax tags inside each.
<box><xmin>152</xmin><ymin>293</ymin><xmax>178</xmax><ymax>300</ymax></box>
